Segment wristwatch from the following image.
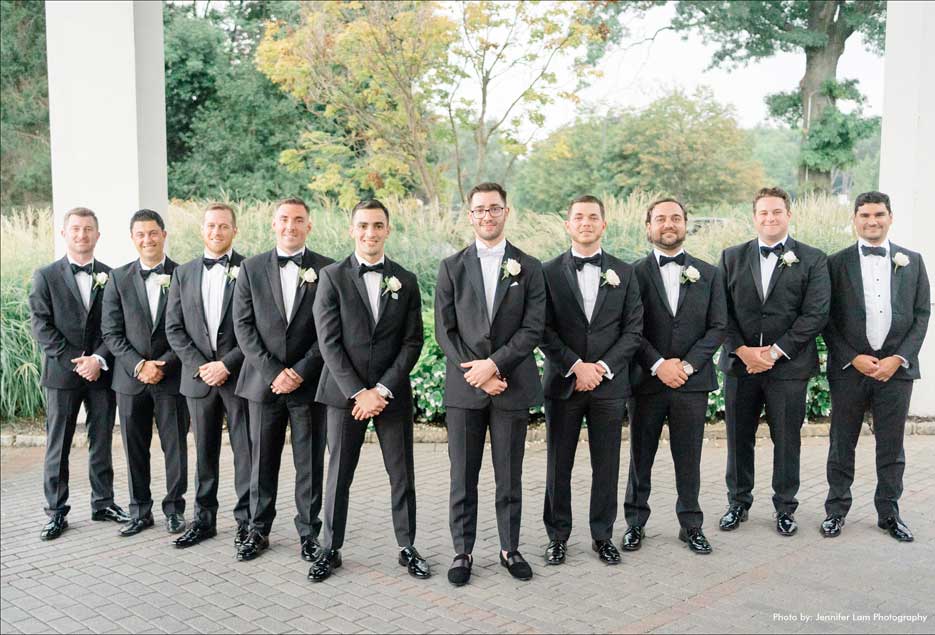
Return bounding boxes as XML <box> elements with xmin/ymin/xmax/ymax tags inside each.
<box><xmin>375</xmin><ymin>384</ymin><xmax>391</xmax><ymax>399</ymax></box>
<box><xmin>769</xmin><ymin>346</ymin><xmax>780</xmax><ymax>361</ymax></box>
<box><xmin>681</xmin><ymin>361</ymin><xmax>694</xmax><ymax>376</ymax></box>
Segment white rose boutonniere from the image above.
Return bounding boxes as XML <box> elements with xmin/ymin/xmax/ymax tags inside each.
<box><xmin>779</xmin><ymin>251</ymin><xmax>799</xmax><ymax>268</ymax></box>
<box><xmin>298</xmin><ymin>267</ymin><xmax>317</xmax><ymax>286</ymax></box>
<box><xmin>501</xmin><ymin>258</ymin><xmax>522</xmax><ymax>279</ymax></box>
<box><xmin>681</xmin><ymin>265</ymin><xmax>701</xmax><ymax>285</ymax></box>
<box><xmin>226</xmin><ymin>266</ymin><xmax>240</xmax><ymax>283</ymax></box>
<box><xmin>382</xmin><ymin>275</ymin><xmax>402</xmax><ymax>300</ymax></box>
<box><xmin>893</xmin><ymin>252</ymin><xmax>910</xmax><ymax>271</ymax></box>
<box><xmin>92</xmin><ymin>272</ymin><xmax>109</xmax><ymax>290</ymax></box>
<box><xmin>601</xmin><ymin>269</ymin><xmax>621</xmax><ymax>287</ymax></box>
<box><xmin>155</xmin><ymin>273</ymin><xmax>172</xmax><ymax>292</ymax></box>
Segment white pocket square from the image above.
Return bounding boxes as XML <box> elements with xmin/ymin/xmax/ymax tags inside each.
<box><xmin>510</xmin><ymin>281</ymin><xmax>519</xmax><ymax>288</ymax></box>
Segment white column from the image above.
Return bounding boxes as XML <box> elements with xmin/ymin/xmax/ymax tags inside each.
<box><xmin>879</xmin><ymin>0</ymin><xmax>935</xmax><ymax>415</ymax></box>
<box><xmin>45</xmin><ymin>0</ymin><xmax>168</xmax><ymax>268</ymax></box>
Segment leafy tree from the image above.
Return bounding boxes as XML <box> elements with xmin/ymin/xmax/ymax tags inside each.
<box><xmin>0</xmin><ymin>0</ymin><xmax>50</xmax><ymax>209</ymax></box>
<box><xmin>749</xmin><ymin>126</ymin><xmax>801</xmax><ymax>194</ymax></box>
<box><xmin>669</xmin><ymin>0</ymin><xmax>885</xmax><ymax>192</ymax></box>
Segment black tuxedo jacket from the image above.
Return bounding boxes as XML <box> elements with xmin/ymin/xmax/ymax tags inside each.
<box><xmin>233</xmin><ymin>248</ymin><xmax>334</xmax><ymax>403</ymax></box>
<box><xmin>101</xmin><ymin>257</ymin><xmax>182</xmax><ymax>396</ymax></box>
<box><xmin>630</xmin><ymin>251</ymin><xmax>726</xmax><ymax>394</ymax></box>
<box><xmin>29</xmin><ymin>257</ymin><xmax>114</xmax><ymax>390</ymax></box>
<box><xmin>718</xmin><ymin>237</ymin><xmax>830</xmax><ymax>380</ymax></box>
<box><xmin>823</xmin><ymin>242</ymin><xmax>930</xmax><ymax>381</ymax></box>
<box><xmin>313</xmin><ymin>255</ymin><xmax>423</xmax><ymax>414</ymax></box>
<box><xmin>540</xmin><ymin>250</ymin><xmax>643</xmax><ymax>400</ymax></box>
<box><xmin>165</xmin><ymin>251</ymin><xmax>247</xmax><ymax>399</ymax></box>
<box><xmin>435</xmin><ymin>241</ymin><xmax>545</xmax><ymax>411</ymax></box>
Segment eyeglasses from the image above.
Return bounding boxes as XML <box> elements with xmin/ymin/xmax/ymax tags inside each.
<box><xmin>469</xmin><ymin>206</ymin><xmax>505</xmax><ymax>219</ymax></box>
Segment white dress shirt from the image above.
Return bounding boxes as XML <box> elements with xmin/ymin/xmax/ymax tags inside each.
<box><xmin>852</xmin><ymin>239</ymin><xmax>907</xmax><ymax>369</ymax></box>
<box><xmin>476</xmin><ymin>238</ymin><xmax>506</xmax><ymax>321</ymax></box>
<box><xmin>277</xmin><ymin>247</ymin><xmax>305</xmax><ymax>325</ymax></box>
<box><xmin>140</xmin><ymin>258</ymin><xmax>166</xmax><ymax>324</ymax></box>
<box><xmin>566</xmin><ymin>247</ymin><xmax>613</xmax><ymax>380</ymax></box>
<box><xmin>649</xmin><ymin>248</ymin><xmax>685</xmax><ymax>375</ymax></box>
<box><xmin>202</xmin><ymin>250</ymin><xmax>232</xmax><ymax>352</ymax></box>
<box><xmin>356</xmin><ymin>253</ymin><xmax>385</xmax><ymax>322</ymax></box>
<box><xmin>758</xmin><ymin>235</ymin><xmax>788</xmax><ymax>300</ymax></box>
<box><xmin>67</xmin><ymin>255</ymin><xmax>107</xmax><ymax>370</ymax></box>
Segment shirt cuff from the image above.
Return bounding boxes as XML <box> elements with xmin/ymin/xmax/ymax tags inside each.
<box><xmin>133</xmin><ymin>359</ymin><xmax>145</xmax><ymax>377</ymax></box>
<box><xmin>92</xmin><ymin>354</ymin><xmax>109</xmax><ymax>371</ymax></box>
<box><xmin>650</xmin><ymin>358</ymin><xmax>664</xmax><ymax>376</ymax></box>
<box><xmin>565</xmin><ymin>359</ymin><xmax>583</xmax><ymax>378</ymax></box>
<box><xmin>772</xmin><ymin>344</ymin><xmax>790</xmax><ymax>360</ymax></box>
<box><xmin>896</xmin><ymin>355</ymin><xmax>910</xmax><ymax>369</ymax></box>
<box><xmin>597</xmin><ymin>360</ymin><xmax>614</xmax><ymax>380</ymax></box>
<box><xmin>376</xmin><ymin>383</ymin><xmax>394</xmax><ymax>399</ymax></box>
<box><xmin>351</xmin><ymin>388</ymin><xmax>366</xmax><ymax>399</ymax></box>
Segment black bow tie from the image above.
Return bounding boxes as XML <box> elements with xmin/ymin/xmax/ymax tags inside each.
<box><xmin>658</xmin><ymin>253</ymin><xmax>685</xmax><ymax>267</ymax></box>
<box><xmin>860</xmin><ymin>245</ymin><xmax>887</xmax><ymax>257</ymax></box>
<box><xmin>759</xmin><ymin>243</ymin><xmax>784</xmax><ymax>259</ymax></box>
<box><xmin>277</xmin><ymin>253</ymin><xmax>303</xmax><ymax>268</ymax></box>
<box><xmin>70</xmin><ymin>262</ymin><xmax>92</xmax><ymax>276</ymax></box>
<box><xmin>359</xmin><ymin>262</ymin><xmax>385</xmax><ymax>277</ymax></box>
<box><xmin>140</xmin><ymin>264</ymin><xmax>165</xmax><ymax>279</ymax></box>
<box><xmin>203</xmin><ymin>254</ymin><xmax>229</xmax><ymax>270</ymax></box>
<box><xmin>572</xmin><ymin>254</ymin><xmax>602</xmax><ymax>270</ymax></box>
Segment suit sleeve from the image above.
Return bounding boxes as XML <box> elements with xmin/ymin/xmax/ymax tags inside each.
<box><xmin>683</xmin><ymin>268</ymin><xmax>728</xmax><ymax>371</ymax></box>
<box><xmin>233</xmin><ymin>261</ymin><xmax>286</xmax><ymax>385</ymax></box>
<box><xmin>540</xmin><ymin>275</ymin><xmax>583</xmax><ymax>374</ymax></box>
<box><xmin>101</xmin><ymin>272</ymin><xmax>145</xmax><ymax>374</ymax></box>
<box><xmin>720</xmin><ymin>250</ymin><xmax>744</xmax><ymax>356</ymax></box>
<box><xmin>29</xmin><ymin>269</ymin><xmax>81</xmax><ymax>361</ymax></box>
<box><xmin>821</xmin><ymin>261</ymin><xmax>860</xmax><ymax>365</ymax></box>
<box><xmin>377</xmin><ymin>276</ymin><xmax>424</xmax><ymax>396</ymax></box>
<box><xmin>220</xmin><ymin>346</ymin><xmax>245</xmax><ymax>374</ymax></box>
<box><xmin>894</xmin><ymin>256</ymin><xmax>931</xmax><ymax>363</ymax></box>
<box><xmin>593</xmin><ymin>269</ymin><xmax>643</xmax><ymax>375</ymax></box>
<box><xmin>489</xmin><ymin>261</ymin><xmax>546</xmax><ymax>376</ymax></box>
<box><xmin>165</xmin><ymin>269</ymin><xmax>210</xmax><ymax>372</ymax></box>
<box><xmin>774</xmin><ymin>251</ymin><xmax>831</xmax><ymax>359</ymax></box>
<box><xmin>434</xmin><ymin>259</ymin><xmax>476</xmax><ymax>370</ymax></box>
<box><xmin>312</xmin><ymin>268</ymin><xmax>367</xmax><ymax>398</ymax></box>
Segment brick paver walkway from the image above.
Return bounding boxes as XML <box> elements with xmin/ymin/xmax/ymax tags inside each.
<box><xmin>2</xmin><ymin>435</ymin><xmax>933</xmax><ymax>633</ymax></box>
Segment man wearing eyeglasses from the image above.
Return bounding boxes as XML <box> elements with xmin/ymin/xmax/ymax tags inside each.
<box><xmin>435</xmin><ymin>182</ymin><xmax>546</xmax><ymax>586</ymax></box>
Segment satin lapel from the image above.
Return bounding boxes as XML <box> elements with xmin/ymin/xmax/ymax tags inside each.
<box><xmin>152</xmin><ymin>260</ymin><xmax>173</xmax><ymax>333</ymax></box>
<box><xmin>764</xmin><ymin>238</ymin><xmax>792</xmax><ymax>301</ymax></box>
<box><xmin>590</xmin><ymin>255</ymin><xmax>611</xmax><ymax>323</ymax></box>
<box><xmin>87</xmin><ymin>262</ymin><xmax>102</xmax><ymax>314</ymax></box>
<box><xmin>59</xmin><ymin>258</ymin><xmax>87</xmax><ymax>315</ymax></box>
<box><xmin>844</xmin><ymin>244</ymin><xmax>866</xmax><ymax>314</ymax></box>
<box><xmin>348</xmin><ymin>257</ymin><xmax>376</xmax><ymax>331</ymax></box>
<box><xmin>130</xmin><ymin>261</ymin><xmax>155</xmax><ymax>333</ymax></box>
<box><xmin>463</xmin><ymin>244</ymin><xmax>489</xmax><ymax>326</ymax></box>
<box><xmin>191</xmin><ymin>262</ymin><xmax>209</xmax><ymax>335</ymax></box>
<box><xmin>490</xmin><ymin>244</ymin><xmax>513</xmax><ymax>322</ymax></box>
<box><xmin>747</xmin><ymin>241</ymin><xmax>765</xmax><ymax>303</ymax></box>
<box><xmin>375</xmin><ymin>258</ymin><xmax>394</xmax><ymax>328</ymax></box>
<box><xmin>889</xmin><ymin>242</ymin><xmax>903</xmax><ymax>308</ymax></box>
<box><xmin>647</xmin><ymin>254</ymin><xmax>675</xmax><ymax>318</ymax></box>
<box><xmin>266</xmin><ymin>251</ymin><xmax>287</xmax><ymax>324</ymax></box>
<box><xmin>219</xmin><ymin>252</ymin><xmax>241</xmax><ymax>323</ymax></box>
<box><xmin>560</xmin><ymin>251</ymin><xmax>587</xmax><ymax>322</ymax></box>
<box><xmin>675</xmin><ymin>255</ymin><xmax>691</xmax><ymax>314</ymax></box>
<box><xmin>290</xmin><ymin>250</ymin><xmax>313</xmax><ymax>327</ymax></box>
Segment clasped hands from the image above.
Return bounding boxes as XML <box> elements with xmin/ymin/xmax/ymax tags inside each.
<box><xmin>352</xmin><ymin>388</ymin><xmax>388</xmax><ymax>421</ymax></box>
<box><xmin>136</xmin><ymin>360</ymin><xmax>166</xmax><ymax>384</ymax></box>
<box><xmin>71</xmin><ymin>355</ymin><xmax>102</xmax><ymax>382</ymax></box>
<box><xmin>736</xmin><ymin>345</ymin><xmax>777</xmax><ymax>375</ymax></box>
<box><xmin>571</xmin><ymin>361</ymin><xmax>606</xmax><ymax>392</ymax></box>
<box><xmin>461</xmin><ymin>358</ymin><xmax>507</xmax><ymax>396</ymax></box>
<box><xmin>271</xmin><ymin>367</ymin><xmax>303</xmax><ymax>394</ymax></box>
<box><xmin>852</xmin><ymin>354</ymin><xmax>903</xmax><ymax>382</ymax></box>
<box><xmin>198</xmin><ymin>361</ymin><xmax>230</xmax><ymax>386</ymax></box>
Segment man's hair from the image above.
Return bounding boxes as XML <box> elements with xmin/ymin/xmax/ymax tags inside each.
<box><xmin>466</xmin><ymin>182</ymin><xmax>507</xmax><ymax>207</ymax></box>
<box><xmin>752</xmin><ymin>187</ymin><xmax>791</xmax><ymax>213</ymax></box>
<box><xmin>351</xmin><ymin>199</ymin><xmax>390</xmax><ymax>223</ymax></box>
<box><xmin>645</xmin><ymin>197</ymin><xmax>688</xmax><ymax>224</ymax></box>
<box><xmin>275</xmin><ymin>197</ymin><xmax>310</xmax><ymax>214</ymax></box>
<box><xmin>129</xmin><ymin>209</ymin><xmax>165</xmax><ymax>231</ymax></box>
<box><xmin>63</xmin><ymin>206</ymin><xmax>99</xmax><ymax>229</ymax></box>
<box><xmin>568</xmin><ymin>195</ymin><xmax>605</xmax><ymax>219</ymax></box>
<box><xmin>854</xmin><ymin>191</ymin><xmax>892</xmax><ymax>215</ymax></box>
<box><xmin>204</xmin><ymin>202</ymin><xmax>237</xmax><ymax>226</ymax></box>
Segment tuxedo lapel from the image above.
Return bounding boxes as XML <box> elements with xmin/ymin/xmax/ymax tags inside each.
<box><xmin>58</xmin><ymin>258</ymin><xmax>88</xmax><ymax>316</ymax></box>
<box><xmin>348</xmin><ymin>257</ymin><xmax>377</xmax><ymax>331</ymax></box>
<box><xmin>265</xmin><ymin>251</ymin><xmax>288</xmax><ymax>323</ymax></box>
<box><xmin>747</xmin><ymin>241</ymin><xmax>765</xmax><ymax>303</ymax></box>
<box><xmin>844</xmin><ymin>244</ymin><xmax>866</xmax><ymax>314</ymax></box>
<box><xmin>289</xmin><ymin>250</ymin><xmax>314</xmax><ymax>327</ymax></box>
<box><xmin>219</xmin><ymin>251</ymin><xmax>241</xmax><ymax>323</ymax></box>
<box><xmin>764</xmin><ymin>238</ymin><xmax>792</xmax><ymax>301</ymax></box>
<box><xmin>191</xmin><ymin>261</ymin><xmax>209</xmax><ymax>335</ymax></box>
<box><xmin>130</xmin><ymin>260</ymin><xmax>155</xmax><ymax>333</ymax></box>
<box><xmin>463</xmin><ymin>244</ymin><xmax>490</xmax><ymax>325</ymax></box>
<box><xmin>88</xmin><ymin>261</ymin><xmax>103</xmax><ymax>313</ymax></box>
<box><xmin>560</xmin><ymin>251</ymin><xmax>587</xmax><ymax>321</ymax></box>
<box><xmin>375</xmin><ymin>258</ymin><xmax>394</xmax><ymax>327</ymax></box>
<box><xmin>152</xmin><ymin>260</ymin><xmax>173</xmax><ymax>333</ymax></box>
<box><xmin>490</xmin><ymin>243</ymin><xmax>514</xmax><ymax>322</ymax></box>
<box><xmin>675</xmin><ymin>255</ymin><xmax>691</xmax><ymax>314</ymax></box>
<box><xmin>646</xmin><ymin>253</ymin><xmax>675</xmax><ymax>317</ymax></box>
<box><xmin>889</xmin><ymin>242</ymin><xmax>903</xmax><ymax>306</ymax></box>
<box><xmin>590</xmin><ymin>255</ymin><xmax>611</xmax><ymax>323</ymax></box>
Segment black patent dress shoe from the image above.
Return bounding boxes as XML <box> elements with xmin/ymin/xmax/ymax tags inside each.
<box><xmin>301</xmin><ymin>535</ymin><xmax>323</xmax><ymax>562</ymax></box>
<box><xmin>679</xmin><ymin>527</ymin><xmax>712</xmax><ymax>554</ymax></box>
<box><xmin>40</xmin><ymin>514</ymin><xmax>68</xmax><ymax>541</ymax></box>
<box><xmin>718</xmin><ymin>505</ymin><xmax>748</xmax><ymax>531</ymax></box>
<box><xmin>447</xmin><ymin>554</ymin><xmax>473</xmax><ymax>586</ymax></box>
<box><xmin>236</xmin><ymin>530</ymin><xmax>269</xmax><ymax>560</ymax></box>
<box><xmin>621</xmin><ymin>526</ymin><xmax>644</xmax><ymax>551</ymax></box>
<box><xmin>119</xmin><ymin>514</ymin><xmax>154</xmax><ymax>537</ymax></box>
<box><xmin>91</xmin><ymin>504</ymin><xmax>131</xmax><ymax>523</ymax></box>
<box><xmin>173</xmin><ymin>522</ymin><xmax>217</xmax><ymax>548</ymax></box>
<box><xmin>234</xmin><ymin>522</ymin><xmax>249</xmax><ymax>548</ymax></box>
<box><xmin>308</xmin><ymin>549</ymin><xmax>342</xmax><ymax>582</ymax></box>
<box><xmin>878</xmin><ymin>516</ymin><xmax>914</xmax><ymax>542</ymax></box>
<box><xmin>592</xmin><ymin>539</ymin><xmax>621</xmax><ymax>564</ymax></box>
<box><xmin>165</xmin><ymin>513</ymin><xmax>186</xmax><ymax>534</ymax></box>
<box><xmin>399</xmin><ymin>546</ymin><xmax>431</xmax><ymax>579</ymax></box>
<box><xmin>776</xmin><ymin>512</ymin><xmax>798</xmax><ymax>536</ymax></box>
<box><xmin>820</xmin><ymin>515</ymin><xmax>845</xmax><ymax>538</ymax></box>
<box><xmin>500</xmin><ymin>551</ymin><xmax>533</xmax><ymax>581</ymax></box>
<box><xmin>545</xmin><ymin>539</ymin><xmax>567</xmax><ymax>565</ymax></box>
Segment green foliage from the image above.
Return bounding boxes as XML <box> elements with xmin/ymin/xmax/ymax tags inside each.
<box><xmin>749</xmin><ymin>126</ymin><xmax>800</xmax><ymax>194</ymax></box>
<box><xmin>801</xmin><ymin>107</ymin><xmax>879</xmax><ymax>173</ymax></box>
<box><xmin>0</xmin><ymin>0</ymin><xmax>51</xmax><ymax>209</ymax></box>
